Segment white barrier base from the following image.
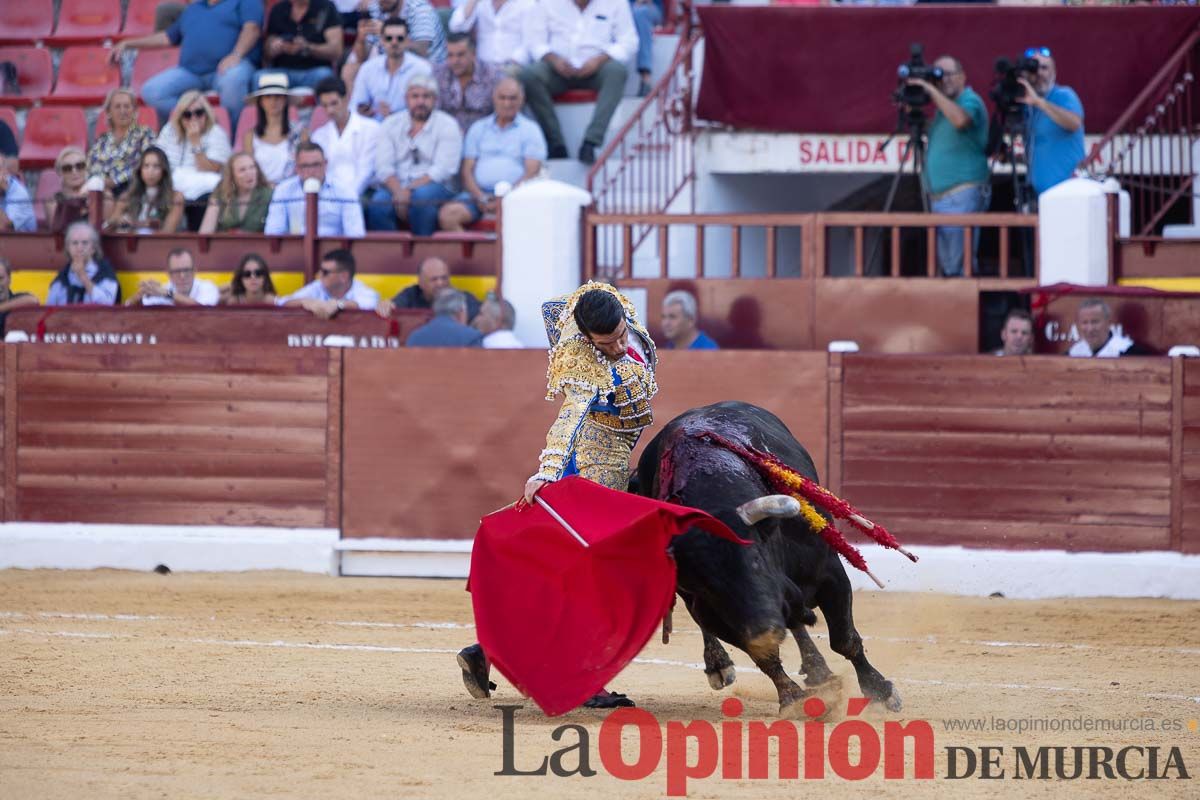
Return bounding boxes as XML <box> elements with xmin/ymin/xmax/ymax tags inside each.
<box><xmin>3</xmin><ymin>526</ymin><xmax>1199</xmax><ymax>599</ymax></box>
<box><xmin>0</xmin><ymin>522</ymin><xmax>339</xmax><ymax>575</ymax></box>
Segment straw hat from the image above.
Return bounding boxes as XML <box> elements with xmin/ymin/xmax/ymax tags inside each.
<box><xmin>250</xmin><ymin>73</ymin><xmax>291</xmax><ymax>99</ymax></box>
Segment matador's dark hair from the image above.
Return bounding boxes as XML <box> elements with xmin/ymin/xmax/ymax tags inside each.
<box><xmin>573</xmin><ymin>289</ymin><xmax>624</xmax><ymax>337</ymax></box>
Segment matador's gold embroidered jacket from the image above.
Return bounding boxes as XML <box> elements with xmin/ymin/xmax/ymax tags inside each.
<box><xmin>534</xmin><ymin>283</ymin><xmax>657</xmax><ymax>491</ymax></box>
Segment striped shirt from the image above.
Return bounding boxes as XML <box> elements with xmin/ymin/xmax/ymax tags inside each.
<box><xmin>402</xmin><ymin>0</ymin><xmax>447</xmax><ymax>63</ymax></box>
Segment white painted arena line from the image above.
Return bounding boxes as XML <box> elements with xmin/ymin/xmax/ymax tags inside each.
<box><xmin>3</xmin><ymin>626</ymin><xmax>1198</xmax><ymax>706</ymax></box>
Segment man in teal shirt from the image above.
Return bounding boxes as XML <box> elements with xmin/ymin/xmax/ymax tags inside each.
<box><xmin>909</xmin><ymin>55</ymin><xmax>990</xmax><ymax>276</ymax></box>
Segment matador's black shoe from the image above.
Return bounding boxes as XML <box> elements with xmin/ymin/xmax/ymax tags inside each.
<box><xmin>582</xmin><ymin>689</ymin><xmax>635</xmax><ymax>709</ymax></box>
<box><xmin>457</xmin><ymin>643</ymin><xmax>496</xmax><ymax>699</ymax></box>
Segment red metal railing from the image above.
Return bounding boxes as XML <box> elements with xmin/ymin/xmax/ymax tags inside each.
<box><xmin>585</xmin><ymin>28</ymin><xmax>702</xmax><ymax>279</ymax></box>
<box><xmin>1080</xmin><ymin>25</ymin><xmax>1200</xmax><ymax>236</ymax></box>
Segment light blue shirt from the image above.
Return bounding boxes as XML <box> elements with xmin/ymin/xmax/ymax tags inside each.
<box><xmin>463</xmin><ymin>113</ymin><xmax>547</xmax><ymax>192</ymax></box>
<box><xmin>1027</xmin><ymin>84</ymin><xmax>1085</xmax><ymax>196</ymax></box>
<box><xmin>348</xmin><ymin>53</ymin><xmax>433</xmax><ymax>121</ymax></box>
<box><xmin>280</xmin><ymin>277</ymin><xmax>380</xmax><ymax>308</ymax></box>
<box><xmin>2</xmin><ymin>176</ymin><xmax>36</xmax><ymax>233</ymax></box>
<box><xmin>264</xmin><ymin>176</ymin><xmax>365</xmax><ymax>238</ymax></box>
<box><xmin>46</xmin><ymin>261</ymin><xmax>120</xmax><ymax>306</ymax></box>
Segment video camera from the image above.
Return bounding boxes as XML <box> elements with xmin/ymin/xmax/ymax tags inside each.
<box><xmin>894</xmin><ymin>44</ymin><xmax>943</xmax><ymax>108</ymax></box>
<box><xmin>990</xmin><ymin>56</ymin><xmax>1039</xmax><ymax>130</ymax></box>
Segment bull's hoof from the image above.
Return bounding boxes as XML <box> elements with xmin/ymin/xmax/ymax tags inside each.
<box><xmin>778</xmin><ymin>691</ymin><xmax>810</xmax><ymax>720</ymax></box>
<box><xmin>883</xmin><ymin>684</ymin><xmax>902</xmax><ymax>712</ymax></box>
<box><xmin>457</xmin><ymin>644</ymin><xmax>495</xmax><ymax>700</ymax></box>
<box><xmin>706</xmin><ymin>665</ymin><xmax>736</xmax><ymax>690</ymax></box>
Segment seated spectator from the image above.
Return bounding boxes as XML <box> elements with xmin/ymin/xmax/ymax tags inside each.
<box><xmin>474</xmin><ymin>293</ymin><xmax>523</xmax><ymax>348</ymax></box>
<box><xmin>242</xmin><ymin>74</ymin><xmax>302</xmax><ymax>184</ymax></box>
<box><xmin>112</xmin><ymin>0</ymin><xmax>261</xmax><ymax>126</ymax></box>
<box><xmin>47</xmin><ymin>221</ymin><xmax>121</xmax><ymax>305</ymax></box>
<box><xmin>661</xmin><ymin>289</ymin><xmax>719</xmax><ymax>349</ymax></box>
<box><xmin>449</xmin><ymin>0</ymin><xmax>533</xmax><ymax>69</ymax></box>
<box><xmin>280</xmin><ymin>248</ymin><xmax>379</xmax><ymax>318</ymax></box>
<box><xmin>521</xmin><ymin>0</ymin><xmax>637</xmax><ymax>163</ymax></box>
<box><xmin>261</xmin><ymin>0</ymin><xmax>344</xmax><ymax>90</ymax></box>
<box><xmin>311</xmin><ymin>77</ymin><xmax>380</xmax><ymax>199</ymax></box>
<box><xmin>349</xmin><ymin>17</ymin><xmax>434</xmax><ymax>121</ymax></box>
<box><xmin>406</xmin><ymin>288</ymin><xmax>484</xmax><ymax>347</ymax></box>
<box><xmin>46</xmin><ymin>147</ymin><xmax>91</xmax><ymax>235</ymax></box>
<box><xmin>264</xmin><ymin>142</ymin><xmax>366</xmax><ymax>236</ymax></box>
<box><xmin>105</xmin><ymin>146</ymin><xmax>185</xmax><ymax>234</ymax></box>
<box><xmin>0</xmin><ymin>154</ymin><xmax>36</xmax><ymax>233</ymax></box>
<box><xmin>199</xmin><ymin>152</ymin><xmax>273</xmax><ymax>233</ymax></box>
<box><xmin>88</xmin><ymin>89</ymin><xmax>157</xmax><ymax>197</ymax></box>
<box><xmin>438</xmin><ymin>77</ymin><xmax>545</xmax><ymax>232</ymax></box>
<box><xmin>222</xmin><ymin>253</ymin><xmax>278</xmax><ymax>305</ymax></box>
<box><xmin>399</xmin><ymin>0</ymin><xmax>449</xmax><ymax>63</ymax></box>
<box><xmin>340</xmin><ymin>0</ymin><xmax>402</xmax><ymax>89</ymax></box>
<box><xmin>995</xmin><ymin>309</ymin><xmax>1033</xmax><ymax>356</ymax></box>
<box><xmin>157</xmin><ymin>91</ymin><xmax>232</xmax><ymax>230</ymax></box>
<box><xmin>0</xmin><ymin>256</ymin><xmax>39</xmax><ymax>330</ymax></box>
<box><xmin>1068</xmin><ymin>298</ymin><xmax>1152</xmax><ymax>358</ymax></box>
<box><xmin>367</xmin><ymin>76</ymin><xmax>462</xmax><ymax>235</ymax></box>
<box><xmin>125</xmin><ymin>248</ymin><xmax>221</xmax><ymax>306</ymax></box>
<box><xmin>630</xmin><ymin>0</ymin><xmax>662</xmax><ymax>97</ymax></box>
<box><xmin>375</xmin><ymin>256</ymin><xmax>481</xmax><ymax>321</ymax></box>
<box><xmin>435</xmin><ymin>33</ymin><xmax>501</xmax><ymax>134</ymax></box>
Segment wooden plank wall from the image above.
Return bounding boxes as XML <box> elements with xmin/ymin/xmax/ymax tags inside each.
<box><xmin>1181</xmin><ymin>358</ymin><xmax>1200</xmax><ymax>554</ymax></box>
<box><xmin>835</xmin><ymin>355</ymin><xmax>1175</xmax><ymax>552</ymax></box>
<box><xmin>11</xmin><ymin>346</ymin><xmax>335</xmax><ymax>527</ymax></box>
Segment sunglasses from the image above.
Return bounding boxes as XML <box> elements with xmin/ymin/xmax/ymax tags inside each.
<box><xmin>242</xmin><ymin>269</ymin><xmax>265</xmax><ymax>278</ymax></box>
<box><xmin>1024</xmin><ymin>47</ymin><xmax>1051</xmax><ymax>58</ymax></box>
<box><xmin>383</xmin><ymin>34</ymin><xmax>406</xmax><ymax>42</ymax></box>
<box><xmin>60</xmin><ymin>162</ymin><xmax>87</xmax><ymax>173</ymax></box>
<box><xmin>181</xmin><ymin>108</ymin><xmax>207</xmax><ymax>120</ymax></box>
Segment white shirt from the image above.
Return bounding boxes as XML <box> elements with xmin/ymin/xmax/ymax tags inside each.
<box><xmin>482</xmin><ymin>329</ymin><xmax>525</xmax><ymax>349</ymax></box>
<box><xmin>449</xmin><ymin>0</ymin><xmax>533</xmax><ymax>66</ymax></box>
<box><xmin>156</xmin><ymin>123</ymin><xmax>231</xmax><ymax>200</ymax></box>
<box><xmin>264</xmin><ymin>176</ymin><xmax>366</xmax><ymax>238</ymax></box>
<box><xmin>524</xmin><ymin>0</ymin><xmax>638</xmax><ymax>69</ymax></box>
<box><xmin>376</xmin><ymin>109</ymin><xmax>464</xmax><ymax>187</ymax></box>
<box><xmin>281</xmin><ymin>277</ymin><xmax>380</xmax><ymax>309</ymax></box>
<box><xmin>311</xmin><ymin>112</ymin><xmax>381</xmax><ymax>198</ymax></box>
<box><xmin>349</xmin><ymin>52</ymin><xmax>434</xmax><ymax>121</ymax></box>
<box><xmin>142</xmin><ymin>277</ymin><xmax>221</xmax><ymax>306</ymax></box>
<box><xmin>1068</xmin><ymin>333</ymin><xmax>1136</xmax><ymax>358</ymax></box>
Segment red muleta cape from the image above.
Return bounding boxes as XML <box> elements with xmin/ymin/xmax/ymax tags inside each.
<box><xmin>468</xmin><ymin>476</ymin><xmax>748</xmax><ymax>716</ymax></box>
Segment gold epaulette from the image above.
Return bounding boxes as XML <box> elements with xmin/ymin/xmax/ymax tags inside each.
<box><xmin>545</xmin><ymin>336</ymin><xmax>617</xmax><ymax>400</ymax></box>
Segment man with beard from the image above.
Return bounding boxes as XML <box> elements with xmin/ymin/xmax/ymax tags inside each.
<box><xmin>1018</xmin><ymin>47</ymin><xmax>1085</xmax><ymax>200</ymax></box>
<box><xmin>366</xmin><ymin>74</ymin><xmax>463</xmax><ymax>235</ymax></box>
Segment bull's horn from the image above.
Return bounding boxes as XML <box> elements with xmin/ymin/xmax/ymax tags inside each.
<box><xmin>737</xmin><ymin>495</ymin><xmax>802</xmax><ymax>525</ymax></box>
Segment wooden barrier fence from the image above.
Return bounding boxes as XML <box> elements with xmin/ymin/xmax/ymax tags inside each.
<box><xmin>0</xmin><ymin>344</ymin><xmax>1195</xmax><ymax>555</ymax></box>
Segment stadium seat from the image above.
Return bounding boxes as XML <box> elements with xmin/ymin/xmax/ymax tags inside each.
<box><xmin>555</xmin><ymin>89</ymin><xmax>598</xmax><ymax>103</ymax></box>
<box><xmin>233</xmin><ymin>106</ymin><xmax>299</xmax><ymax>151</ymax></box>
<box><xmin>0</xmin><ymin>7</ymin><xmax>53</xmax><ymax>46</ymax></box>
<box><xmin>120</xmin><ymin>0</ymin><xmax>161</xmax><ymax>39</ymax></box>
<box><xmin>212</xmin><ymin>106</ymin><xmax>232</xmax><ymax>138</ymax></box>
<box><xmin>18</xmin><ymin>107</ymin><xmax>89</xmax><ymax>170</ymax></box>
<box><xmin>0</xmin><ymin>47</ymin><xmax>54</xmax><ymax>108</ymax></box>
<box><xmin>94</xmin><ymin>104</ymin><xmax>159</xmax><ymax>136</ymax></box>
<box><xmin>32</xmin><ymin>169</ymin><xmax>63</xmax><ymax>229</ymax></box>
<box><xmin>0</xmin><ymin>107</ymin><xmax>18</xmax><ymax>145</ymax></box>
<box><xmin>49</xmin><ymin>0</ymin><xmax>123</xmax><ymax>46</ymax></box>
<box><xmin>308</xmin><ymin>106</ymin><xmax>331</xmax><ymax>132</ymax></box>
<box><xmin>46</xmin><ymin>47</ymin><xmax>121</xmax><ymax>106</ymax></box>
<box><xmin>131</xmin><ymin>48</ymin><xmax>181</xmax><ymax>96</ymax></box>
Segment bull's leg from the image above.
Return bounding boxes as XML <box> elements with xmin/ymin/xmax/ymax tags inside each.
<box><xmin>744</xmin><ymin>627</ymin><xmax>808</xmax><ymax>718</ymax></box>
<box><xmin>702</xmin><ymin>631</ymin><xmax>737</xmax><ymax>690</ymax></box>
<box><xmin>816</xmin><ymin>571</ymin><xmax>902</xmax><ymax>712</ymax></box>
<box><xmin>789</xmin><ymin>623</ymin><xmax>835</xmax><ymax>687</ymax></box>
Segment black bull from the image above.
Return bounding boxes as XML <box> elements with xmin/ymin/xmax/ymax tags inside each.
<box><xmin>635</xmin><ymin>401</ymin><xmax>902</xmax><ymax>716</ymax></box>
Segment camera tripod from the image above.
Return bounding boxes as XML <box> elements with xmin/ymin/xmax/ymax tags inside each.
<box><xmin>992</xmin><ymin>118</ymin><xmax>1035</xmax><ymax>277</ymax></box>
<box><xmin>879</xmin><ymin>109</ymin><xmax>931</xmax><ymax>214</ymax></box>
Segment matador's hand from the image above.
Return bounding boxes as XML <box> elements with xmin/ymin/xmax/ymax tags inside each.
<box><xmin>523</xmin><ymin>478</ymin><xmax>549</xmax><ymax>506</ymax></box>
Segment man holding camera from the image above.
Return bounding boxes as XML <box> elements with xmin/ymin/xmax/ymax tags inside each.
<box><xmin>1017</xmin><ymin>48</ymin><xmax>1084</xmax><ymax>199</ymax></box>
<box><xmin>908</xmin><ymin>56</ymin><xmax>990</xmax><ymax>277</ymax></box>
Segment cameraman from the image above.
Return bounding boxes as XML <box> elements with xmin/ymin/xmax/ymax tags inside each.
<box><xmin>908</xmin><ymin>56</ymin><xmax>990</xmax><ymax>277</ymax></box>
<box><xmin>1017</xmin><ymin>48</ymin><xmax>1084</xmax><ymax>199</ymax></box>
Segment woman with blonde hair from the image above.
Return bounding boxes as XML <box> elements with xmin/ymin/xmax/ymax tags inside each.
<box><xmin>46</xmin><ymin>146</ymin><xmax>91</xmax><ymax>234</ymax></box>
<box><xmin>156</xmin><ymin>90</ymin><xmax>231</xmax><ymax>230</ymax></box>
<box><xmin>88</xmin><ymin>88</ymin><xmax>155</xmax><ymax>196</ymax></box>
<box><xmin>105</xmin><ymin>145</ymin><xmax>184</xmax><ymax>234</ymax></box>
<box><xmin>199</xmin><ymin>152</ymin><xmax>273</xmax><ymax>234</ymax></box>
<box><xmin>221</xmin><ymin>253</ymin><xmax>278</xmax><ymax>306</ymax></box>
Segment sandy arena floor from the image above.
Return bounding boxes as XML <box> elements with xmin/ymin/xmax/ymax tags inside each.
<box><xmin>1</xmin><ymin>569</ymin><xmax>1198</xmax><ymax>799</ymax></box>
